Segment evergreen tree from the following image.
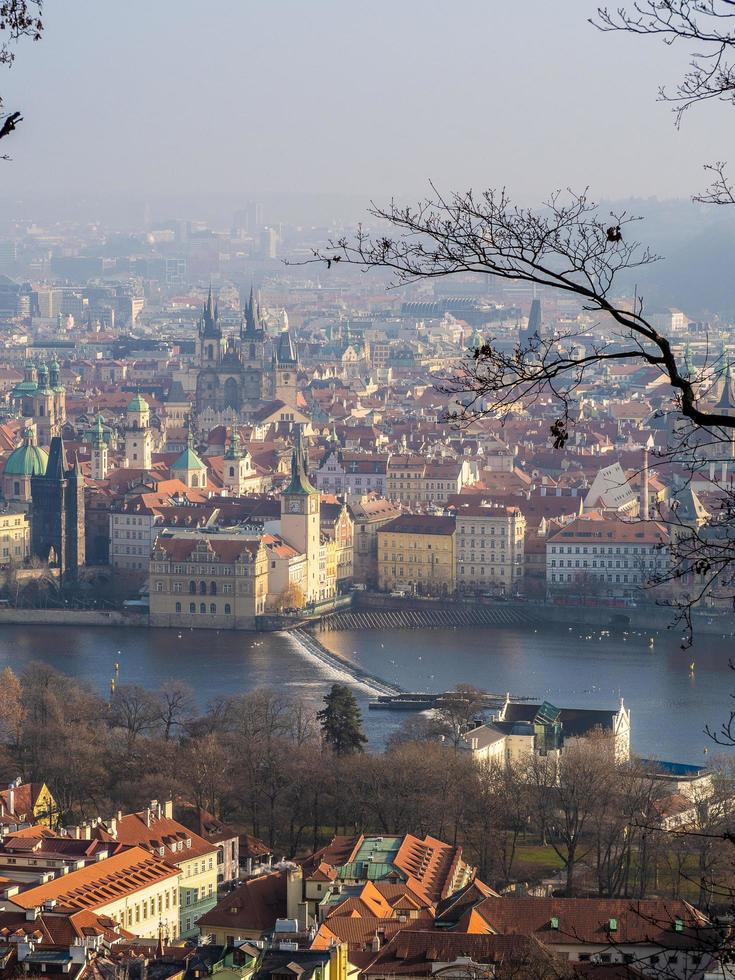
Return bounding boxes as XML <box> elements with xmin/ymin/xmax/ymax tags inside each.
<box><xmin>317</xmin><ymin>684</ymin><xmax>368</xmax><ymax>755</ymax></box>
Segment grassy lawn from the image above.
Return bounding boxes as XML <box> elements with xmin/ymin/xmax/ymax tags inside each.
<box><xmin>514</xmin><ymin>844</ymin><xmax>566</xmax><ymax>879</ymax></box>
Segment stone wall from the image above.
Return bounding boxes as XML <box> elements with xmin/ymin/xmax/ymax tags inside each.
<box><xmin>0</xmin><ymin>609</ymin><xmax>147</xmax><ymax>627</ymax></box>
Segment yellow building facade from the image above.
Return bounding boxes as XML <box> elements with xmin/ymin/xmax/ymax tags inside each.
<box><xmin>149</xmin><ymin>531</ymin><xmax>268</xmax><ymax>629</ymax></box>
<box><xmin>377</xmin><ymin>515</ymin><xmax>456</xmax><ymax>596</ymax></box>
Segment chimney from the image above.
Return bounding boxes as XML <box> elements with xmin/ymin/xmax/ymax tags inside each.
<box><xmin>163</xmin><ymin>800</ymin><xmax>173</xmax><ymax>819</ymax></box>
<box><xmin>145</xmin><ymin>807</ymin><xmax>152</xmax><ymax>827</ymax></box>
<box><xmin>7</xmin><ymin>783</ymin><xmax>14</xmax><ymax>816</ymax></box>
<box><xmin>641</xmin><ymin>449</ymin><xmax>649</xmax><ymax>521</ymax></box>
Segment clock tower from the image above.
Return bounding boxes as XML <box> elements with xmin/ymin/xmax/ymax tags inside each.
<box><xmin>281</xmin><ymin>425</ymin><xmax>320</xmax><ymax>602</ymax></box>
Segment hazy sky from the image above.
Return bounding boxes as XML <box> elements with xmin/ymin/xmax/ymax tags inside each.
<box><xmin>3</xmin><ymin>0</ymin><xmax>735</xmax><ymax>208</ymax></box>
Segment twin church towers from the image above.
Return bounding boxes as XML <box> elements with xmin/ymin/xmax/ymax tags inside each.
<box><xmin>194</xmin><ymin>287</ymin><xmax>298</xmax><ymax>421</ymax></box>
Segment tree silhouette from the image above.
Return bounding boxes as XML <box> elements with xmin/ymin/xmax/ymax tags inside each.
<box><xmin>317</xmin><ymin>683</ymin><xmax>368</xmax><ymax>755</ymax></box>
<box><xmin>0</xmin><ymin>1</ymin><xmax>43</xmax><ymax>156</ymax></box>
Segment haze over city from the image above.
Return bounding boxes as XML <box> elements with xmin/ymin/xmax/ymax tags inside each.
<box><xmin>4</xmin><ymin>0</ymin><xmax>735</xmax><ymax>205</ymax></box>
<box><xmin>3</xmin><ymin>3</ymin><xmax>735</xmax><ymax>977</ymax></box>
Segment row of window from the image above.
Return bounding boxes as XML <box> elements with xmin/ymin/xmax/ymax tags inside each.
<box><xmin>550</xmin><ymin>559</ymin><xmax>662</xmax><ymax>569</ymax></box>
<box><xmin>460</xmin><ymin>566</ymin><xmax>507</xmax><ymax>577</ymax></box>
<box><xmin>127</xmin><ymin>888</ymin><xmax>177</xmax><ymax>926</ymax></box>
<box><xmin>174</xmin><ymin>602</ymin><xmax>232</xmax><ymax>615</ymax></box>
<box><xmin>550</xmin><ymin>544</ymin><xmax>659</xmax><ymax>555</ymax></box>
<box><xmin>550</xmin><ymin>572</ymin><xmax>639</xmax><ymax>583</ymax></box>
<box><xmin>155</xmin><ymin>581</ymin><xmax>237</xmax><ymax>595</ymax></box>
<box><xmin>459</xmin><ymin>525</ymin><xmax>515</xmax><ymax>535</ymax></box>
<box><xmin>184</xmin><ymin>882</ymin><xmax>215</xmax><ymax>905</ymax></box>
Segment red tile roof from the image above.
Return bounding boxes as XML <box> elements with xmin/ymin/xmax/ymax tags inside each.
<box><xmin>197</xmin><ymin>869</ymin><xmax>287</xmax><ymax>935</ymax></box>
<box><xmin>10</xmin><ymin>845</ymin><xmax>179</xmax><ymax>911</ymax></box>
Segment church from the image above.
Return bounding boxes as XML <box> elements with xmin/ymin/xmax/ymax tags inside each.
<box><xmin>193</xmin><ymin>287</ymin><xmax>299</xmax><ymax>429</ymax></box>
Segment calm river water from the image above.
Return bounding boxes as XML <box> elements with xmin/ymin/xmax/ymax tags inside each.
<box><xmin>0</xmin><ymin>623</ymin><xmax>732</xmax><ymax>763</ymax></box>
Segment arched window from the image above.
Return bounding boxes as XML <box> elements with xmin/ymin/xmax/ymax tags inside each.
<box><xmin>175</xmin><ymin>602</ymin><xmax>181</xmax><ymax>613</ymax></box>
<box><xmin>229</xmin><ymin>466</ymin><xmax>235</xmax><ymax>478</ymax></box>
<box><xmin>224</xmin><ymin>376</ymin><xmax>240</xmax><ymax>410</ymax></box>
<box><xmin>189</xmin><ymin>581</ymin><xmax>196</xmax><ymax>594</ymax></box>
<box><xmin>210</xmin><ymin>582</ymin><xmax>217</xmax><ymax>595</ymax></box>
<box><xmin>207</xmin><ymin>344</ymin><xmax>213</xmax><ymax>360</ymax></box>
<box><xmin>155</xmin><ymin>581</ymin><xmax>163</xmax><ymax>592</ymax></box>
<box><xmin>224</xmin><ymin>603</ymin><xmax>231</xmax><ymax>615</ymax></box>
<box><xmin>200</xmin><ymin>602</ymin><xmax>206</xmax><ymax>614</ymax></box>
<box><xmin>189</xmin><ymin>602</ymin><xmax>195</xmax><ymax>613</ymax></box>
<box><xmin>199</xmin><ymin>581</ymin><xmax>207</xmax><ymax>595</ymax></box>
<box><xmin>210</xmin><ymin>603</ymin><xmax>216</xmax><ymax>614</ymax></box>
<box><xmin>13</xmin><ymin>481</ymin><xmax>19</xmax><ymax>496</ymax></box>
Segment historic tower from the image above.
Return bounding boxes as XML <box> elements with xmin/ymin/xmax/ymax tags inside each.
<box><xmin>32</xmin><ymin>363</ymin><xmax>58</xmax><ymax>446</ymax></box>
<box><xmin>281</xmin><ymin>426</ymin><xmax>320</xmax><ymax>602</ymax></box>
<box><xmin>124</xmin><ymin>393</ymin><xmax>152</xmax><ymax>469</ymax></box>
<box><xmin>240</xmin><ymin>286</ymin><xmax>266</xmax><ymax>403</ymax></box>
<box><xmin>30</xmin><ymin>435</ymin><xmax>85</xmax><ymax>581</ymax></box>
<box><xmin>273</xmin><ymin>328</ymin><xmax>298</xmax><ymax>408</ymax></box>
<box><xmin>90</xmin><ymin>414</ymin><xmax>109</xmax><ymax>481</ymax></box>
<box><xmin>223</xmin><ymin>429</ymin><xmax>254</xmax><ymax>495</ymax></box>
<box><xmin>195</xmin><ymin>288</ymin><xmax>225</xmax><ymax>413</ymax></box>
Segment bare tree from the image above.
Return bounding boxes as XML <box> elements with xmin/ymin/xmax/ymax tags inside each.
<box><xmin>435</xmin><ymin>683</ymin><xmax>487</xmax><ymax>749</ymax></box>
<box><xmin>0</xmin><ymin>0</ymin><xmax>43</xmax><ymax>155</ymax></box>
<box><xmin>110</xmin><ymin>684</ymin><xmax>159</xmax><ymax>748</ymax></box>
<box><xmin>0</xmin><ymin>666</ymin><xmax>25</xmax><ymax>748</ymax></box>
<box><xmin>154</xmin><ymin>679</ymin><xmax>195</xmax><ymax>741</ymax></box>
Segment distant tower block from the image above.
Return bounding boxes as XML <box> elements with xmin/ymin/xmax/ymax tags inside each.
<box><xmin>519</xmin><ymin>298</ymin><xmax>542</xmax><ymax>348</ymax></box>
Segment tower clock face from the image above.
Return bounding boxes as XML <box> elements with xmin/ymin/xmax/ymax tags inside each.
<box><xmin>288</xmin><ymin>498</ymin><xmax>303</xmax><ymax>513</ymax></box>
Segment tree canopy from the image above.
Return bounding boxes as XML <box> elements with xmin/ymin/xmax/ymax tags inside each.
<box><xmin>317</xmin><ymin>683</ymin><xmax>368</xmax><ymax>755</ymax></box>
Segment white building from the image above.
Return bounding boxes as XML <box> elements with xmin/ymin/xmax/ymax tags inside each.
<box><xmin>546</xmin><ymin>516</ymin><xmax>669</xmax><ymax>597</ymax></box>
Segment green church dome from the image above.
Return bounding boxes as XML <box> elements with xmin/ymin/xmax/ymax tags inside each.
<box><xmin>127</xmin><ymin>393</ymin><xmax>149</xmax><ymax>413</ymax></box>
<box><xmin>172</xmin><ymin>446</ymin><xmax>206</xmax><ymax>471</ymax></box>
<box><xmin>4</xmin><ymin>441</ymin><xmax>48</xmax><ymax>477</ymax></box>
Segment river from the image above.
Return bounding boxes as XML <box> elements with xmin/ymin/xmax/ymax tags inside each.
<box><xmin>0</xmin><ymin>622</ymin><xmax>732</xmax><ymax>764</ymax></box>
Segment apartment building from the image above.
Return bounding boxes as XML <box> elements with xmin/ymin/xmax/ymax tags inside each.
<box><xmin>386</xmin><ymin>456</ymin><xmax>473</xmax><ymax>506</ymax></box>
<box><xmin>314</xmin><ymin>449</ymin><xmax>387</xmax><ymax>497</ymax></box>
<box><xmin>546</xmin><ymin>516</ymin><xmax>670</xmax><ymax>597</ymax></box>
<box><xmin>94</xmin><ymin>800</ymin><xmax>219</xmax><ymax>939</ymax></box>
<box><xmin>454</xmin><ymin>503</ymin><xmax>526</xmax><ymax>594</ymax></box>
<box><xmin>0</xmin><ymin>508</ymin><xmax>30</xmax><ymax>563</ymax></box>
<box><xmin>351</xmin><ymin>496</ymin><xmax>400</xmax><ymax>587</ymax></box>
<box><xmin>6</xmin><ymin>844</ymin><xmax>180</xmax><ymax>940</ymax></box>
<box><xmin>377</xmin><ymin>514</ymin><xmax>456</xmax><ymax>595</ymax></box>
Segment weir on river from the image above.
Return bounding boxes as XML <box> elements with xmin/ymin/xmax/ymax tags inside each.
<box><xmin>284</xmin><ymin>628</ymin><xmax>403</xmax><ymax>696</ymax></box>
<box><xmin>319</xmin><ymin>605</ymin><xmax>537</xmax><ymax>631</ymax></box>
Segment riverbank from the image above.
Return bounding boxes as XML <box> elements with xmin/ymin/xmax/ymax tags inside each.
<box><xmin>335</xmin><ymin>592</ymin><xmax>735</xmax><ymax>636</ymax></box>
<box><xmin>0</xmin><ymin>596</ymin><xmax>731</xmax><ymax>638</ymax></box>
<box><xmin>0</xmin><ymin>609</ymin><xmax>148</xmax><ymax>627</ymax></box>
